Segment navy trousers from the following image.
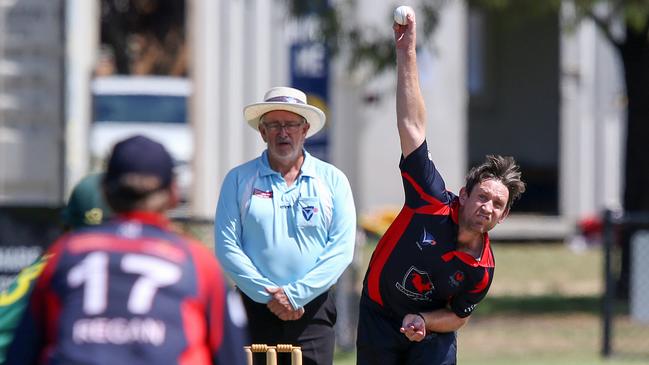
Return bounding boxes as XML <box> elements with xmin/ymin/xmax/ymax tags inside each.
<box><xmin>356</xmin><ymin>294</ymin><xmax>457</xmax><ymax>365</ymax></box>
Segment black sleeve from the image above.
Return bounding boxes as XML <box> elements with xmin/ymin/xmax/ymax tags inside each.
<box><xmin>399</xmin><ymin>140</ymin><xmax>455</xmax><ymax>209</ymax></box>
<box><xmin>449</xmin><ymin>267</ymin><xmax>494</xmax><ymax>318</ymax></box>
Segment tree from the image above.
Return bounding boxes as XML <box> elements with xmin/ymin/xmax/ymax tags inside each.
<box><xmin>288</xmin><ymin>0</ymin><xmax>649</xmax><ymax>297</ymax></box>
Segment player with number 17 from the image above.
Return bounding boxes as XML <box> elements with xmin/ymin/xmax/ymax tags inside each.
<box><xmin>5</xmin><ymin>136</ymin><xmax>248</xmax><ymax>365</ymax></box>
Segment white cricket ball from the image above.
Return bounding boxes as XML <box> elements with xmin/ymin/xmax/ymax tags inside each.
<box><xmin>393</xmin><ymin>5</ymin><xmax>413</xmax><ymax>25</ymax></box>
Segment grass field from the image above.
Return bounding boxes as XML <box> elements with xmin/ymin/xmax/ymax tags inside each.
<box><xmin>333</xmin><ymin>242</ymin><xmax>649</xmax><ymax>365</ymax></box>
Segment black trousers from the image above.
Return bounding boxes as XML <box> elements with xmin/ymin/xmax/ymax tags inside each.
<box><xmin>356</xmin><ymin>294</ymin><xmax>457</xmax><ymax>365</ymax></box>
<box><xmin>241</xmin><ymin>290</ymin><xmax>337</xmax><ymax>365</ymax></box>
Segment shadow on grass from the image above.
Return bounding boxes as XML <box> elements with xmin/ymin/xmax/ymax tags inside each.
<box><xmin>476</xmin><ymin>294</ymin><xmax>602</xmax><ymax>316</ymax></box>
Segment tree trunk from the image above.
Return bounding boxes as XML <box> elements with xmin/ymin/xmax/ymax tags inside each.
<box><xmin>616</xmin><ymin>22</ymin><xmax>649</xmax><ymax>299</ymax></box>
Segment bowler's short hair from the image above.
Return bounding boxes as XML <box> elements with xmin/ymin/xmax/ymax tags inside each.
<box><xmin>465</xmin><ymin>155</ymin><xmax>526</xmax><ymax>211</ymax></box>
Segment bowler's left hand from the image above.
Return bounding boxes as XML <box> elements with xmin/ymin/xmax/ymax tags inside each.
<box><xmin>400</xmin><ymin>313</ymin><xmax>426</xmax><ymax>342</ymax></box>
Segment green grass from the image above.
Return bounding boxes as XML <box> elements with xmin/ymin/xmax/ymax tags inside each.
<box><xmin>332</xmin><ymin>242</ymin><xmax>649</xmax><ymax>365</ymax></box>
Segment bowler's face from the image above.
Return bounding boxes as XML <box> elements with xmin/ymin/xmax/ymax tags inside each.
<box><xmin>259</xmin><ymin>110</ymin><xmax>310</xmax><ymax>165</ymax></box>
<box><xmin>459</xmin><ymin>179</ymin><xmax>510</xmax><ymax>234</ymax></box>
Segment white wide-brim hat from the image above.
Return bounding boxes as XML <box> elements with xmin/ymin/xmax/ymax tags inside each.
<box><xmin>244</xmin><ymin>86</ymin><xmax>326</xmax><ymax>138</ymax></box>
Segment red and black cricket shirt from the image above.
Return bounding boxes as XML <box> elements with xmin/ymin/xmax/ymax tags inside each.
<box><xmin>5</xmin><ymin>211</ymin><xmax>247</xmax><ymax>365</ymax></box>
<box><xmin>363</xmin><ymin>140</ymin><xmax>495</xmax><ymax>319</ymax></box>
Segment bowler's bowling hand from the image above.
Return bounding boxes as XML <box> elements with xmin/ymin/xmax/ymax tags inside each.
<box><xmin>393</xmin><ymin>7</ymin><xmax>415</xmax><ymax>48</ymax></box>
<box><xmin>400</xmin><ymin>313</ymin><xmax>426</xmax><ymax>342</ymax></box>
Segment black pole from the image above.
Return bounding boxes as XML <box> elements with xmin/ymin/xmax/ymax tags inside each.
<box><xmin>601</xmin><ymin>209</ymin><xmax>614</xmax><ymax>357</ymax></box>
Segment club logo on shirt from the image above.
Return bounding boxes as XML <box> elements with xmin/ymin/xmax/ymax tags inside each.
<box><xmin>416</xmin><ymin>228</ymin><xmax>437</xmax><ymax>250</ymax></box>
<box><xmin>395</xmin><ymin>266</ymin><xmax>435</xmax><ymax>302</ymax></box>
<box><xmin>301</xmin><ymin>206</ymin><xmax>318</xmax><ymax>221</ymax></box>
<box><xmin>449</xmin><ymin>270</ymin><xmax>465</xmax><ymax>288</ymax></box>
<box><xmin>253</xmin><ymin>189</ymin><xmax>273</xmax><ymax>198</ymax></box>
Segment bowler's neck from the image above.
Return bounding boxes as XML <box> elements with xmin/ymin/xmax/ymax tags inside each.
<box><xmin>457</xmin><ymin>228</ymin><xmax>484</xmax><ymax>259</ymax></box>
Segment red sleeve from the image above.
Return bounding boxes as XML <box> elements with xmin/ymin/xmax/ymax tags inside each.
<box><xmin>186</xmin><ymin>241</ymin><xmax>248</xmax><ymax>365</ymax></box>
<box><xmin>186</xmin><ymin>242</ymin><xmax>225</xmax><ymax>350</ymax></box>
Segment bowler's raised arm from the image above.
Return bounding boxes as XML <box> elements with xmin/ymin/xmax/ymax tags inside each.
<box><xmin>394</xmin><ymin>9</ymin><xmax>426</xmax><ymax>158</ymax></box>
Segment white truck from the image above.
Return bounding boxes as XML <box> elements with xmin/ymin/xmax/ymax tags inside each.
<box><xmin>89</xmin><ymin>76</ymin><xmax>193</xmax><ymax>200</ymax></box>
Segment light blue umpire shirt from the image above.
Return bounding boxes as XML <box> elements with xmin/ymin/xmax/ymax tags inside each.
<box><xmin>215</xmin><ymin>149</ymin><xmax>356</xmax><ymax>310</ymax></box>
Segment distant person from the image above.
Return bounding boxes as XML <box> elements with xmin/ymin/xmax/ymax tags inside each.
<box><xmin>215</xmin><ymin>86</ymin><xmax>357</xmax><ymax>365</ymax></box>
<box><xmin>5</xmin><ymin>135</ymin><xmax>248</xmax><ymax>365</ymax></box>
<box><xmin>356</xmin><ymin>11</ymin><xmax>526</xmax><ymax>365</ymax></box>
<box><xmin>61</xmin><ymin>173</ymin><xmax>113</xmax><ymax>229</ymax></box>
<box><xmin>0</xmin><ymin>173</ymin><xmax>112</xmax><ymax>364</ymax></box>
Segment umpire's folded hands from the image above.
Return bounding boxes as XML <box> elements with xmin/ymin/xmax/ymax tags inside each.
<box><xmin>266</xmin><ymin>287</ymin><xmax>305</xmax><ymax>321</ymax></box>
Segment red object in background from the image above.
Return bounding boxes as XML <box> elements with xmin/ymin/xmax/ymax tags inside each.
<box><xmin>579</xmin><ymin>216</ymin><xmax>603</xmax><ymax>238</ymax></box>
